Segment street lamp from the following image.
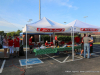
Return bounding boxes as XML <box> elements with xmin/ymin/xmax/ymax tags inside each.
<box><xmin>83</xmin><ymin>16</ymin><xmax>88</xmax><ymax>23</ymax></box>
<box><xmin>39</xmin><ymin>0</ymin><xmax>41</xmax><ymax>42</ymax></box>
<box><xmin>27</xmin><ymin>19</ymin><xmax>32</xmax><ymax>24</ymax></box>
<box><xmin>39</xmin><ymin>0</ymin><xmax>41</xmax><ymax>20</ymax></box>
<box><xmin>64</xmin><ymin>22</ymin><xmax>67</xmax><ymax>25</ymax></box>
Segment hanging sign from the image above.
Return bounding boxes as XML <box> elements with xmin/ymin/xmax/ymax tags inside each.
<box><xmin>80</xmin><ymin>28</ymin><xmax>98</xmax><ymax>31</ymax></box>
<box><xmin>37</xmin><ymin>28</ymin><xmax>65</xmax><ymax>32</ymax></box>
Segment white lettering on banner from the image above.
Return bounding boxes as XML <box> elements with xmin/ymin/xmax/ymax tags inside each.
<box><xmin>80</xmin><ymin>28</ymin><xmax>99</xmax><ymax>31</ymax></box>
<box><xmin>37</xmin><ymin>28</ymin><xmax>65</xmax><ymax>32</ymax></box>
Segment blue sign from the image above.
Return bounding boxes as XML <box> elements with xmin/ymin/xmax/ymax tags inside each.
<box><xmin>19</xmin><ymin>58</ymin><xmax>43</xmax><ymax>66</ymax></box>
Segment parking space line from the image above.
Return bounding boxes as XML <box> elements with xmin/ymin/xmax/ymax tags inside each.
<box><xmin>45</xmin><ymin>54</ymin><xmax>84</xmax><ymax>63</ymax></box>
<box><xmin>63</xmin><ymin>58</ymin><xmax>83</xmax><ymax>63</ymax></box>
<box><xmin>63</xmin><ymin>59</ymin><xmax>73</xmax><ymax>62</ymax></box>
<box><xmin>62</xmin><ymin>56</ymin><xmax>69</xmax><ymax>62</ymax></box>
<box><xmin>74</xmin><ymin>56</ymin><xmax>83</xmax><ymax>59</ymax></box>
<box><xmin>45</xmin><ymin>54</ymin><xmax>62</xmax><ymax>63</ymax></box>
<box><xmin>0</xmin><ymin>60</ymin><xmax>6</xmax><ymax>73</ymax></box>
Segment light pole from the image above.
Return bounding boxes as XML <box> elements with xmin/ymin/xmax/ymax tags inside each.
<box><xmin>39</xmin><ymin>0</ymin><xmax>41</xmax><ymax>43</ymax></box>
<box><xmin>64</xmin><ymin>22</ymin><xmax>67</xmax><ymax>25</ymax></box>
<box><xmin>27</xmin><ymin>19</ymin><xmax>32</xmax><ymax>24</ymax></box>
<box><xmin>39</xmin><ymin>0</ymin><xmax>41</xmax><ymax>20</ymax></box>
<box><xmin>83</xmin><ymin>16</ymin><xmax>88</xmax><ymax>23</ymax></box>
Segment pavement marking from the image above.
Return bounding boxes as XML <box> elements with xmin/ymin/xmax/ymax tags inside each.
<box><xmin>19</xmin><ymin>58</ymin><xmax>44</xmax><ymax>66</ymax></box>
<box><xmin>62</xmin><ymin>57</ymin><xmax>83</xmax><ymax>63</ymax></box>
<box><xmin>63</xmin><ymin>58</ymin><xmax>83</xmax><ymax>63</ymax></box>
<box><xmin>45</xmin><ymin>54</ymin><xmax>62</xmax><ymax>63</ymax></box>
<box><xmin>74</xmin><ymin>56</ymin><xmax>84</xmax><ymax>59</ymax></box>
<box><xmin>0</xmin><ymin>60</ymin><xmax>6</xmax><ymax>73</ymax></box>
<box><xmin>62</xmin><ymin>56</ymin><xmax>69</xmax><ymax>62</ymax></box>
<box><xmin>63</xmin><ymin>59</ymin><xmax>73</xmax><ymax>62</ymax></box>
<box><xmin>45</xmin><ymin>54</ymin><xmax>83</xmax><ymax>63</ymax></box>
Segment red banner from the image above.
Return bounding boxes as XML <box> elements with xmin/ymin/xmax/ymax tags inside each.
<box><xmin>80</xmin><ymin>28</ymin><xmax>98</xmax><ymax>31</ymax></box>
<box><xmin>37</xmin><ymin>28</ymin><xmax>65</xmax><ymax>32</ymax></box>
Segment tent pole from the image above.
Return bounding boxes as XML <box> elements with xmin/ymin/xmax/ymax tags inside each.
<box><xmin>22</xmin><ymin>33</ymin><xmax>23</xmax><ymax>46</ymax></box>
<box><xmin>50</xmin><ymin>34</ymin><xmax>51</xmax><ymax>42</ymax></box>
<box><xmin>71</xmin><ymin>27</ymin><xmax>72</xmax><ymax>42</ymax></box>
<box><xmin>72</xmin><ymin>26</ymin><xmax>74</xmax><ymax>61</ymax></box>
<box><xmin>26</xmin><ymin>25</ymin><xmax>27</xmax><ymax>69</ymax></box>
<box><xmin>53</xmin><ymin>32</ymin><xmax>55</xmax><ymax>45</ymax></box>
<box><xmin>39</xmin><ymin>35</ymin><xmax>41</xmax><ymax>43</ymax></box>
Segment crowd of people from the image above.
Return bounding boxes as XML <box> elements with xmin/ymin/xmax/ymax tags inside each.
<box><xmin>3</xmin><ymin>35</ymin><xmax>20</xmax><ymax>58</ymax></box>
<box><xmin>75</xmin><ymin>34</ymin><xmax>93</xmax><ymax>59</ymax></box>
<box><xmin>42</xmin><ymin>34</ymin><xmax>93</xmax><ymax>59</ymax></box>
<box><xmin>2</xmin><ymin>34</ymin><xmax>93</xmax><ymax>59</ymax></box>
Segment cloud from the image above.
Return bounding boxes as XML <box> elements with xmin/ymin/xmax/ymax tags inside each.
<box><xmin>57</xmin><ymin>0</ymin><xmax>78</xmax><ymax>10</ymax></box>
<box><xmin>43</xmin><ymin>0</ymin><xmax>78</xmax><ymax>10</ymax></box>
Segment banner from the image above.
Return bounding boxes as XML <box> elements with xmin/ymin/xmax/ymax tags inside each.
<box><xmin>37</xmin><ymin>28</ymin><xmax>65</xmax><ymax>32</ymax></box>
<box><xmin>80</xmin><ymin>28</ymin><xmax>98</xmax><ymax>31</ymax></box>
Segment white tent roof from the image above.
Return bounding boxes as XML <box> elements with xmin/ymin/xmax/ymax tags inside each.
<box><xmin>66</xmin><ymin>20</ymin><xmax>100</xmax><ymax>32</ymax></box>
<box><xmin>23</xmin><ymin>17</ymin><xmax>71</xmax><ymax>33</ymax></box>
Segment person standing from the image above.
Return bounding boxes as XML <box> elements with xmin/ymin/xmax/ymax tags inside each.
<box><xmin>88</xmin><ymin>35</ymin><xmax>93</xmax><ymax>56</ymax></box>
<box><xmin>3</xmin><ymin>35</ymin><xmax>8</xmax><ymax>58</ymax></box>
<box><xmin>8</xmin><ymin>36</ymin><xmax>14</xmax><ymax>56</ymax></box>
<box><xmin>13</xmin><ymin>35</ymin><xmax>20</xmax><ymax>58</ymax></box>
<box><xmin>74</xmin><ymin>34</ymin><xmax>81</xmax><ymax>52</ymax></box>
<box><xmin>74</xmin><ymin>35</ymin><xmax>80</xmax><ymax>45</ymax></box>
<box><xmin>29</xmin><ymin>36</ymin><xmax>34</xmax><ymax>54</ymax></box>
<box><xmin>82</xmin><ymin>34</ymin><xmax>93</xmax><ymax>59</ymax></box>
<box><xmin>80</xmin><ymin>34</ymin><xmax>86</xmax><ymax>56</ymax></box>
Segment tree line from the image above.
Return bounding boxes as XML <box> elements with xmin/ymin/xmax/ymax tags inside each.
<box><xmin>0</xmin><ymin>30</ymin><xmax>22</xmax><ymax>36</ymax></box>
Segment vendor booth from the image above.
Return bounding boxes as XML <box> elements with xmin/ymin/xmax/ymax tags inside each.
<box><xmin>66</xmin><ymin>19</ymin><xmax>100</xmax><ymax>61</ymax></box>
<box><xmin>23</xmin><ymin>18</ymin><xmax>100</xmax><ymax>68</ymax></box>
<box><xmin>22</xmin><ymin>17</ymin><xmax>72</xmax><ymax>68</ymax></box>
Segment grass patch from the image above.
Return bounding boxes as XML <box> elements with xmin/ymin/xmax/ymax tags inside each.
<box><xmin>93</xmin><ymin>42</ymin><xmax>100</xmax><ymax>44</ymax></box>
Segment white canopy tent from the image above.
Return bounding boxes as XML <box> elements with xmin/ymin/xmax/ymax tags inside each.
<box><xmin>22</xmin><ymin>17</ymin><xmax>72</xmax><ymax>68</ymax></box>
<box><xmin>66</xmin><ymin>20</ymin><xmax>100</xmax><ymax>33</ymax></box>
<box><xmin>22</xmin><ymin>18</ymin><xmax>100</xmax><ymax>68</ymax></box>
<box><xmin>66</xmin><ymin>20</ymin><xmax>100</xmax><ymax>61</ymax></box>
<box><xmin>23</xmin><ymin>17</ymin><xmax>71</xmax><ymax>33</ymax></box>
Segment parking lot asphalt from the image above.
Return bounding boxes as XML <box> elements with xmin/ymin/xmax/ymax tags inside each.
<box><xmin>0</xmin><ymin>44</ymin><xmax>100</xmax><ymax>75</ymax></box>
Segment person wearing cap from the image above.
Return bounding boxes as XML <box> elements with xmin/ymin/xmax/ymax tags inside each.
<box><xmin>8</xmin><ymin>36</ymin><xmax>14</xmax><ymax>56</ymax></box>
<box><xmin>82</xmin><ymin>34</ymin><xmax>93</xmax><ymax>59</ymax></box>
<box><xmin>13</xmin><ymin>35</ymin><xmax>20</xmax><ymax>58</ymax></box>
